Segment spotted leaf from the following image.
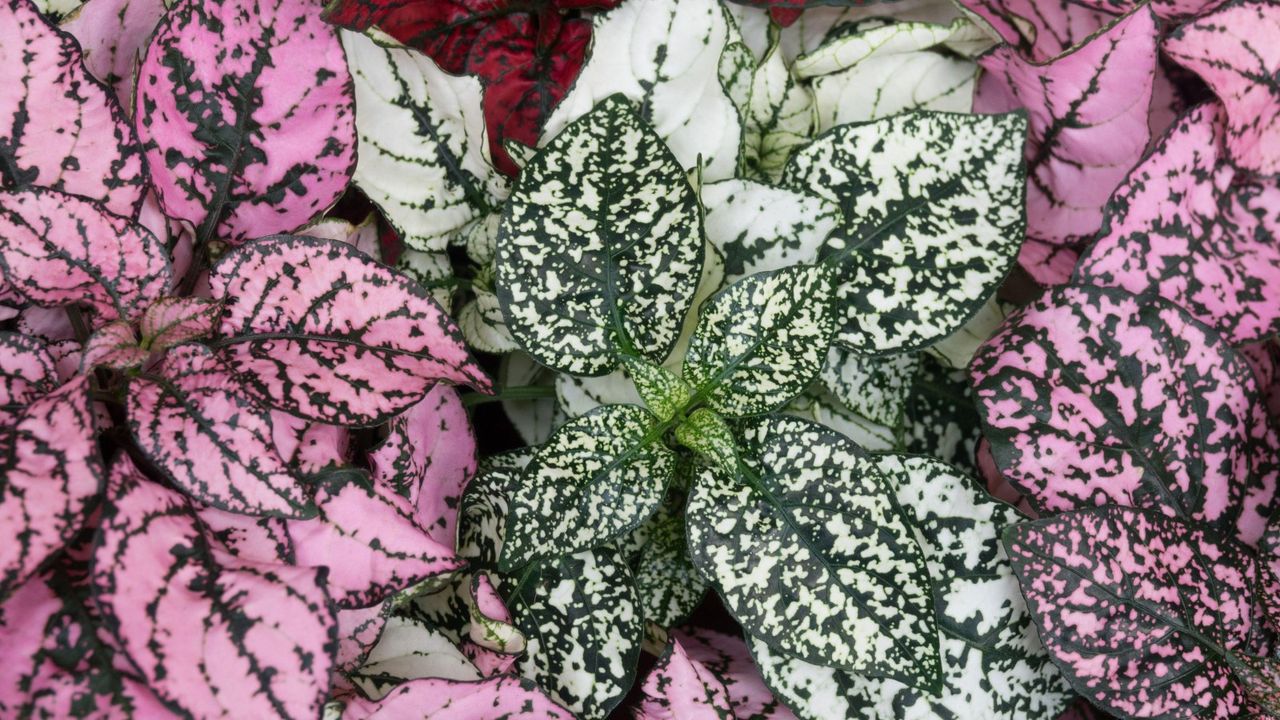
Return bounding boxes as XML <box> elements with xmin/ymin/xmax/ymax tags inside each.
<box><xmin>139</xmin><ymin>296</ymin><xmax>220</xmax><ymax>350</ymax></box>
<box><xmin>136</xmin><ymin>0</ymin><xmax>356</xmax><ymax>245</ymax></box>
<box><xmin>670</xmin><ymin>628</ymin><xmax>797</xmax><ymax>720</ymax></box>
<box><xmin>334</xmin><ymin>602</ymin><xmax>391</xmax><ymax>680</ymax></box>
<box><xmin>637</xmin><ymin>638</ymin><xmax>735</xmax><ymax>720</ymax></box>
<box><xmin>1164</xmin><ymin>0</ymin><xmax>1280</xmax><ymax>178</ymax></box>
<box><xmin>702</xmin><ymin>180</ymin><xmax>841</xmax><ymax>287</ymax></box>
<box><xmin>340</xmin><ymin>29</ymin><xmax>507</xmax><ymax>253</ymax></box>
<box><xmin>1075</xmin><ymin>104</ymin><xmax>1280</xmax><ymax>344</ymax></box>
<box><xmin>499</xmin><ymin>403</ymin><xmax>674</xmax><ymax>570</ymax></box>
<box><xmin>129</xmin><ymin>343</ymin><xmax>314</xmax><ymax>518</ymax></box>
<box><xmin>631</xmin><ymin>511</ymin><xmax>706</xmax><ymax>629</ymax></box>
<box><xmin>970</xmin><ymin>285</ymin><xmax>1279</xmax><ymax>546</ymax></box>
<box><xmin>956</xmin><ymin>0</ymin><xmax>1115</xmax><ymax>62</ymax></box>
<box><xmin>62</xmin><ymin>0</ymin><xmax>166</xmax><ymax>112</ymax></box>
<box><xmin>337</xmin><ymin>676</ymin><xmax>574</xmax><ymax>720</ymax></box>
<box><xmin>743</xmin><ymin>30</ymin><xmax>815</xmax><ymax>181</ymax></box>
<box><xmin>496</xmin><ymin>94</ymin><xmax>703</xmax><ymax>376</ymax></box>
<box><xmin>1061</xmin><ymin>0</ymin><xmax>1225</xmax><ymax>19</ymax></box>
<box><xmin>1005</xmin><ymin>505</ymin><xmax>1274</xmax><ymax>719</ymax></box>
<box><xmin>683</xmin><ymin>265</ymin><xmax>839</xmax><ymax>417</ymax></box>
<box><xmin>783</xmin><ymin>110</ymin><xmax>1025</xmax><ymax>354</ymax></box>
<box><xmin>821</xmin><ymin>346</ymin><xmax>919</xmax><ymax>430</ymax></box>
<box><xmin>625</xmin><ymin>356</ymin><xmax>692</xmax><ymax>424</ymax></box>
<box><xmin>0</xmin><ymin>186</ymin><xmax>170</xmax><ymax>322</ymax></box>
<box><xmin>349</xmin><ymin>615</ymin><xmax>482</xmax><ymax>695</ymax></box>
<box><xmin>92</xmin><ymin>457</ymin><xmax>337</xmax><ymax>720</ymax></box>
<box><xmin>81</xmin><ymin>320</ymin><xmax>146</xmax><ymax>370</ymax></box>
<box><xmin>686</xmin><ymin>415</ymin><xmax>939</xmax><ymax>687</ymax></box>
<box><xmin>0</xmin><ymin>0</ymin><xmax>145</xmax><ymax>217</ymax></box>
<box><xmin>0</xmin><ymin>332</ymin><xmax>57</xmax><ymax>420</ymax></box>
<box><xmin>0</xmin><ymin>376</ymin><xmax>99</xmax><ymax>601</ymax></box>
<box><xmin>675</xmin><ymin>408</ymin><xmax>739</xmax><ymax>476</ymax></box>
<box><xmin>753</xmin><ymin>455</ymin><xmax>1073</xmax><ymax>719</ymax></box>
<box><xmin>210</xmin><ymin>236</ymin><xmax>489</xmax><ymax>425</ymax></box>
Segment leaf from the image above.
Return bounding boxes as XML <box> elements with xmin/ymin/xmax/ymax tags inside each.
<box><xmin>686</xmin><ymin>415</ymin><xmax>939</xmax><ymax>687</ymax></box>
<box><xmin>459</xmin><ymin>286</ymin><xmax>518</xmax><ymax>354</ymax></box>
<box><xmin>337</xmin><ymin>676</ymin><xmax>574</xmax><ymax>720</ymax></box>
<box><xmin>1005</xmin><ymin>505</ymin><xmax>1274</xmax><ymax>719</ymax></box>
<box><xmin>821</xmin><ymin>346</ymin><xmax>919</xmax><ymax>429</ymax></box>
<box><xmin>139</xmin><ymin>296</ymin><xmax>220</xmax><ymax>350</ymax></box>
<box><xmin>334</xmin><ymin>602</ymin><xmax>391</xmax><ymax>678</ymax></box>
<box><xmin>631</xmin><ymin>512</ymin><xmax>706</xmax><ymax>629</ymax></box>
<box><xmin>753</xmin><ymin>455</ymin><xmax>1073</xmax><ymax>719</ymax></box>
<box><xmin>974</xmin><ymin>6</ymin><xmax>1157</xmax><ymax>246</ymax></box>
<box><xmin>682</xmin><ymin>264</ymin><xmax>839</xmax><ymax>417</ymax></box>
<box><xmin>671</xmin><ymin>628</ymin><xmax>797</xmax><ymax>720</ymax></box>
<box><xmin>129</xmin><ymin>343</ymin><xmax>315</xmax><ymax>518</ymax></box>
<box><xmin>0</xmin><ymin>186</ymin><xmax>170</xmax><ymax>322</ymax></box>
<box><xmin>271</xmin><ymin>412</ymin><xmax>350</xmax><ymax>474</ymax></box>
<box><xmin>499</xmin><ymin>403</ymin><xmax>674</xmax><ymax>570</ymax></box>
<box><xmin>136</xmin><ymin>0</ymin><xmax>356</xmax><ymax>245</ymax></box>
<box><xmin>500</xmin><ymin>352</ymin><xmax>562</xmax><ymax>446</ymax></box>
<box><xmin>496</xmin><ymin>94</ymin><xmax>704</xmax><ymax>376</ymax></box>
<box><xmin>1164</xmin><ymin>0</ymin><xmax>1279</xmax><ymax>177</ymax></box>
<box><xmin>340</xmin><ymin>29</ymin><xmax>508</xmax><ymax>253</ymax></box>
<box><xmin>81</xmin><ymin>320</ymin><xmax>146</xmax><ymax>370</ymax></box>
<box><xmin>350</xmin><ymin>615</ymin><xmax>482</xmax><ymax>695</ymax></box>
<box><xmin>0</xmin><ymin>376</ymin><xmax>99</xmax><ymax>601</ymax></box>
<box><xmin>0</xmin><ymin>0</ymin><xmax>145</xmax><ymax>217</ymax></box>
<box><xmin>675</xmin><ymin>409</ymin><xmax>740</xmax><ymax>476</ymax></box>
<box><xmin>1062</xmin><ymin>0</ymin><xmax>1226</xmax><ymax>19</ymax></box>
<box><xmin>61</xmin><ymin>0</ymin><xmax>166</xmax><ymax>112</ymax></box>
<box><xmin>92</xmin><ymin>457</ymin><xmax>336</xmax><ymax>720</ymax></box>
<box><xmin>0</xmin><ymin>332</ymin><xmax>57</xmax><ymax>420</ymax></box>
<box><xmin>467</xmin><ymin>573</ymin><xmax>525</xmax><ymax>658</ymax></box>
<box><xmin>783</xmin><ymin>110</ymin><xmax>1027</xmax><ymax>354</ymax></box>
<box><xmin>743</xmin><ymin>30</ymin><xmax>815</xmax><ymax>181</ymax></box>
<box><xmin>625</xmin><ymin>356</ymin><xmax>692</xmax><ymax>423</ymax></box>
<box><xmin>540</xmin><ymin>0</ymin><xmax>744</xmax><ymax>181</ymax></box>
<box><xmin>702</xmin><ymin>179</ymin><xmax>841</xmax><ymax>287</ymax></box>
<box><xmin>637</xmin><ymin>638</ymin><xmax>736</xmax><ymax>720</ymax></box>
<box><xmin>956</xmin><ymin>0</ymin><xmax>1115</xmax><ymax>61</ymax></box>
<box><xmin>1075</xmin><ymin>104</ymin><xmax>1280</xmax><ymax>344</ymax></box>
<box><xmin>970</xmin><ymin>285</ymin><xmax>1280</xmax><ymax>546</ymax></box>
<box><xmin>210</xmin><ymin>235</ymin><xmax>490</xmax><ymax>425</ymax></box>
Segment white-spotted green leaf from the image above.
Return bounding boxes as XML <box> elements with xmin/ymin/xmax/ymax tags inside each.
<box><xmin>340</xmin><ymin>30</ymin><xmax>507</xmax><ymax>253</ymax></box>
<box><xmin>499</xmin><ymin>404</ymin><xmax>675</xmax><ymax>571</ymax></box>
<box><xmin>624</xmin><ymin>357</ymin><xmax>691</xmax><ymax>423</ymax></box>
<box><xmin>682</xmin><ymin>264</ymin><xmax>839</xmax><ymax>417</ymax></box>
<box><xmin>902</xmin><ymin>358</ymin><xmax>983</xmax><ymax>473</ymax></box>
<box><xmin>497</xmin><ymin>94</ymin><xmax>704</xmax><ymax>376</ymax></box>
<box><xmin>744</xmin><ymin>29</ymin><xmax>816</xmax><ymax>181</ymax></box>
<box><xmin>686</xmin><ymin>415</ymin><xmax>939</xmax><ymax>688</ymax></box>
<box><xmin>702</xmin><ymin>179</ymin><xmax>841</xmax><ymax>287</ymax></box>
<box><xmin>752</xmin><ymin>455</ymin><xmax>1073</xmax><ymax>719</ymax></box>
<box><xmin>394</xmin><ymin>247</ymin><xmax>453</xmax><ymax>309</ymax></box>
<box><xmin>555</xmin><ymin>371</ymin><xmax>642</xmax><ymax>419</ymax></box>
<box><xmin>541</xmin><ymin>0</ymin><xmax>744</xmax><ymax>182</ymax></box>
<box><xmin>675</xmin><ymin>408</ymin><xmax>739</xmax><ymax>476</ymax></box>
<box><xmin>784</xmin><ymin>110</ymin><xmax>1026</xmax><ymax>354</ymax></box>
<box><xmin>632</xmin><ymin>512</ymin><xmax>706</xmax><ymax>630</ymax></box>
<box><xmin>821</xmin><ymin>346</ymin><xmax>919</xmax><ymax>429</ymax></box>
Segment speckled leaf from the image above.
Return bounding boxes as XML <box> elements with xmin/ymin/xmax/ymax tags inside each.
<box><xmin>92</xmin><ymin>457</ymin><xmax>337</xmax><ymax>720</ymax></box>
<box><xmin>541</xmin><ymin>0</ymin><xmax>744</xmax><ymax>181</ymax></box>
<box><xmin>754</xmin><ymin>455</ymin><xmax>1073</xmax><ymax>719</ymax></box>
<box><xmin>496</xmin><ymin>94</ymin><xmax>703</xmax><ymax>376</ymax></box>
<box><xmin>970</xmin><ymin>285</ymin><xmax>1279</xmax><ymax>546</ymax></box>
<box><xmin>0</xmin><ymin>186</ymin><xmax>170</xmax><ymax>322</ymax></box>
<box><xmin>631</xmin><ymin>512</ymin><xmax>706</xmax><ymax>629</ymax></box>
<box><xmin>1164</xmin><ymin>0</ymin><xmax>1280</xmax><ymax>177</ymax></box>
<box><xmin>821</xmin><ymin>346</ymin><xmax>919</xmax><ymax>429</ymax></box>
<box><xmin>683</xmin><ymin>264</ymin><xmax>839</xmax><ymax>416</ymax></box>
<box><xmin>672</xmin><ymin>628</ymin><xmax>797</xmax><ymax>720</ymax></box>
<box><xmin>975</xmin><ymin>6</ymin><xmax>1157</xmax><ymax>247</ymax></box>
<box><xmin>210</xmin><ymin>236</ymin><xmax>490</xmax><ymax>425</ymax></box>
<box><xmin>499</xmin><ymin>403</ymin><xmax>674</xmax><ymax>570</ymax></box>
<box><xmin>340</xmin><ymin>29</ymin><xmax>507</xmax><ymax>253</ymax></box>
<box><xmin>337</xmin><ymin>676</ymin><xmax>574</xmax><ymax>719</ymax></box>
<box><xmin>637</xmin><ymin>638</ymin><xmax>735</xmax><ymax>720</ymax></box>
<box><xmin>349</xmin><ymin>615</ymin><xmax>482</xmax><ymax>695</ymax></box>
<box><xmin>139</xmin><ymin>296</ymin><xmax>220</xmax><ymax>350</ymax></box>
<box><xmin>81</xmin><ymin>320</ymin><xmax>146</xmax><ymax>370</ymax></box>
<box><xmin>783</xmin><ymin>110</ymin><xmax>1025</xmax><ymax>354</ymax></box>
<box><xmin>62</xmin><ymin>0</ymin><xmax>165</xmax><ymax>112</ymax></box>
<box><xmin>1006</xmin><ymin>505</ymin><xmax>1273</xmax><ymax>719</ymax></box>
<box><xmin>956</xmin><ymin>0</ymin><xmax>1113</xmax><ymax>62</ymax></box>
<box><xmin>686</xmin><ymin>415</ymin><xmax>939</xmax><ymax>687</ymax></box>
<box><xmin>459</xmin><ymin>286</ymin><xmax>518</xmax><ymax>354</ymax></box>
<box><xmin>0</xmin><ymin>376</ymin><xmax>98</xmax><ymax>601</ymax></box>
<box><xmin>702</xmin><ymin>180</ymin><xmax>841</xmax><ymax>287</ymax></box>
<box><xmin>129</xmin><ymin>343</ymin><xmax>314</xmax><ymax>518</ymax></box>
<box><xmin>0</xmin><ymin>0</ymin><xmax>144</xmax><ymax>217</ymax></box>
<box><xmin>902</xmin><ymin>357</ymin><xmax>984</xmax><ymax>473</ymax></box>
<box><xmin>675</xmin><ymin>409</ymin><xmax>739</xmax><ymax>476</ymax></box>
<box><xmin>1075</xmin><ymin>104</ymin><xmax>1280</xmax><ymax>344</ymax></box>
<box><xmin>625</xmin><ymin>357</ymin><xmax>692</xmax><ymax>423</ymax></box>
<box><xmin>334</xmin><ymin>602</ymin><xmax>391</xmax><ymax>679</ymax></box>
<box><xmin>744</xmin><ymin>30</ymin><xmax>815</xmax><ymax>181</ymax></box>
<box><xmin>136</xmin><ymin>0</ymin><xmax>356</xmax><ymax>245</ymax></box>
<box><xmin>0</xmin><ymin>332</ymin><xmax>57</xmax><ymax>420</ymax></box>
<box><xmin>1066</xmin><ymin>0</ymin><xmax>1225</xmax><ymax>19</ymax></box>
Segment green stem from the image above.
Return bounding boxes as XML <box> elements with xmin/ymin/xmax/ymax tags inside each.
<box><xmin>461</xmin><ymin>385</ymin><xmax>557</xmax><ymax>407</ymax></box>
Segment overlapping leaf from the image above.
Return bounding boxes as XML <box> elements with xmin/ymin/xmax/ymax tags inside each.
<box><xmin>628</xmin><ymin>510</ymin><xmax>706</xmax><ymax>629</ymax></box>
<box><xmin>957</xmin><ymin>0</ymin><xmax>1114</xmax><ymax>60</ymax></box>
<box><xmin>971</xmin><ymin>285</ymin><xmax>1279</xmax><ymax>546</ymax></box>
<box><xmin>337</xmin><ymin>675</ymin><xmax>574</xmax><ymax>719</ymax></box>
<box><xmin>81</xmin><ymin>320</ymin><xmax>146</xmax><ymax>370</ymax></box>
<box><xmin>139</xmin><ymin>297</ymin><xmax>220</xmax><ymax>350</ymax></box>
<box><xmin>673</xmin><ymin>628</ymin><xmax>797</xmax><ymax>720</ymax></box>
<box><xmin>636</xmin><ymin>638</ymin><xmax>736</xmax><ymax>720</ymax></box>
<box><xmin>742</xmin><ymin>30</ymin><xmax>815</xmax><ymax>180</ymax></box>
<box><xmin>0</xmin><ymin>332</ymin><xmax>57</xmax><ymax>420</ymax></box>
<box><xmin>62</xmin><ymin>0</ymin><xmax>166</xmax><ymax>111</ymax></box>
<box><xmin>702</xmin><ymin>180</ymin><xmax>841</xmax><ymax>287</ymax></box>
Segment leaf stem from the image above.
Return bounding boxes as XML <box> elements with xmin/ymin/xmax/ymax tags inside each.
<box><xmin>461</xmin><ymin>385</ymin><xmax>556</xmax><ymax>407</ymax></box>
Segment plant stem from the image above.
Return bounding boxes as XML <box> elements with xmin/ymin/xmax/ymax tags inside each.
<box><xmin>461</xmin><ymin>385</ymin><xmax>557</xmax><ymax>407</ymax></box>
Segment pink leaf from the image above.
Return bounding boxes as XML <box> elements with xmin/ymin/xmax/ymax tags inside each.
<box><xmin>0</xmin><ymin>186</ymin><xmax>171</xmax><ymax>322</ymax></box>
<box><xmin>81</xmin><ymin>320</ymin><xmax>148</xmax><ymax>371</ymax></box>
<box><xmin>957</xmin><ymin>0</ymin><xmax>1114</xmax><ymax>60</ymax></box>
<box><xmin>462</xmin><ymin>573</ymin><xmax>522</xmax><ymax>676</ymax></box>
<box><xmin>975</xmin><ymin>6</ymin><xmax>1157</xmax><ymax>246</ymax></box>
<box><xmin>369</xmin><ymin>384</ymin><xmax>478</xmax><ymax>548</ymax></box>
<box><xmin>671</xmin><ymin>628</ymin><xmax>797</xmax><ymax>720</ymax></box>
<box><xmin>334</xmin><ymin>602</ymin><xmax>391</xmax><ymax>677</ymax></box>
<box><xmin>135</xmin><ymin>0</ymin><xmax>356</xmax><ymax>244</ymax></box>
<box><xmin>92</xmin><ymin>457</ymin><xmax>336</xmax><ymax>720</ymax></box>
<box><xmin>1006</xmin><ymin>505</ymin><xmax>1272</xmax><ymax>719</ymax></box>
<box><xmin>337</xmin><ymin>676</ymin><xmax>573</xmax><ymax>719</ymax></box>
<box><xmin>970</xmin><ymin>285</ymin><xmax>1279</xmax><ymax>546</ymax></box>
<box><xmin>286</xmin><ymin>468</ymin><xmax>464</xmax><ymax>607</ymax></box>
<box><xmin>1163</xmin><ymin>0</ymin><xmax>1280</xmax><ymax>177</ymax></box>
<box><xmin>0</xmin><ymin>375</ymin><xmax>100</xmax><ymax>600</ymax></box>
<box><xmin>62</xmin><ymin>0</ymin><xmax>167</xmax><ymax>112</ymax></box>
<box><xmin>139</xmin><ymin>297</ymin><xmax>220</xmax><ymax>351</ymax></box>
<box><xmin>128</xmin><ymin>343</ymin><xmax>315</xmax><ymax>518</ymax></box>
<box><xmin>0</xmin><ymin>332</ymin><xmax>57</xmax><ymax>421</ymax></box>
<box><xmin>636</xmin><ymin>638</ymin><xmax>736</xmax><ymax>720</ymax></box>
<box><xmin>0</xmin><ymin>0</ymin><xmax>145</xmax><ymax>217</ymax></box>
<box><xmin>199</xmin><ymin>507</ymin><xmax>294</xmax><ymax>564</ymax></box>
<box><xmin>210</xmin><ymin>236</ymin><xmax>490</xmax><ymax>425</ymax></box>
<box><xmin>1045</xmin><ymin>0</ymin><xmax>1226</xmax><ymax>20</ymax></box>
<box><xmin>1076</xmin><ymin>103</ymin><xmax>1280</xmax><ymax>344</ymax></box>
<box><xmin>17</xmin><ymin>306</ymin><xmax>75</xmax><ymax>342</ymax></box>
<box><xmin>1017</xmin><ymin>238</ymin><xmax>1080</xmax><ymax>287</ymax></box>
<box><xmin>271</xmin><ymin>411</ymin><xmax>350</xmax><ymax>473</ymax></box>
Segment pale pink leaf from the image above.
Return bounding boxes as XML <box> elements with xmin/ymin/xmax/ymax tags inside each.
<box><xmin>81</xmin><ymin>320</ymin><xmax>148</xmax><ymax>371</ymax></box>
<box><xmin>636</xmin><ymin>638</ymin><xmax>736</xmax><ymax>720</ymax></box>
<box><xmin>0</xmin><ymin>332</ymin><xmax>57</xmax><ymax>421</ymax></box>
<box><xmin>271</xmin><ymin>410</ymin><xmax>350</xmax><ymax>474</ymax></box>
<box><xmin>0</xmin><ymin>0</ymin><xmax>145</xmax><ymax>217</ymax></box>
<box><xmin>61</xmin><ymin>0</ymin><xmax>167</xmax><ymax>112</ymax></box>
<box><xmin>1047</xmin><ymin>0</ymin><xmax>1226</xmax><ymax>20</ymax></box>
<box><xmin>462</xmin><ymin>573</ymin><xmax>522</xmax><ymax>676</ymax></box>
<box><xmin>956</xmin><ymin>0</ymin><xmax>1113</xmax><ymax>60</ymax></box>
<box><xmin>1017</xmin><ymin>238</ymin><xmax>1080</xmax><ymax>287</ymax></box>
<box><xmin>198</xmin><ymin>506</ymin><xmax>294</xmax><ymax>564</ymax></box>
<box><xmin>334</xmin><ymin>602</ymin><xmax>390</xmax><ymax>677</ymax></box>
<box><xmin>672</xmin><ymin>628</ymin><xmax>797</xmax><ymax>720</ymax></box>
<box><xmin>139</xmin><ymin>296</ymin><xmax>220</xmax><ymax>350</ymax></box>
<box><xmin>16</xmin><ymin>306</ymin><xmax>75</xmax><ymax>342</ymax></box>
<box><xmin>338</xmin><ymin>676</ymin><xmax>574</xmax><ymax>720</ymax></box>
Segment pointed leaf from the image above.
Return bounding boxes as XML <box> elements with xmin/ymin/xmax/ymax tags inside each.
<box><xmin>81</xmin><ymin>320</ymin><xmax>146</xmax><ymax>370</ymax></box>
<box><xmin>136</xmin><ymin>0</ymin><xmax>356</xmax><ymax>244</ymax></box>
<box><xmin>338</xmin><ymin>676</ymin><xmax>573</xmax><ymax>720</ymax></box>
<box><xmin>210</xmin><ymin>235</ymin><xmax>490</xmax><ymax>425</ymax></box>
<box><xmin>821</xmin><ymin>346</ymin><xmax>919</xmax><ymax>428</ymax></box>
<box><xmin>496</xmin><ymin>95</ymin><xmax>703</xmax><ymax>375</ymax></box>
<box><xmin>675</xmin><ymin>408</ymin><xmax>739</xmax><ymax>476</ymax></box>
<box><xmin>139</xmin><ymin>296</ymin><xmax>220</xmax><ymax>350</ymax></box>
<box><xmin>62</xmin><ymin>0</ymin><xmax>166</xmax><ymax>111</ymax></box>
<box><xmin>0</xmin><ymin>332</ymin><xmax>57</xmax><ymax>420</ymax></box>
<box><xmin>92</xmin><ymin>457</ymin><xmax>336</xmax><ymax>720</ymax></box>
<box><xmin>783</xmin><ymin>110</ymin><xmax>1027</xmax><ymax>354</ymax></box>
<box><xmin>0</xmin><ymin>186</ymin><xmax>170</xmax><ymax>322</ymax></box>
<box><xmin>334</xmin><ymin>602</ymin><xmax>391</xmax><ymax>679</ymax></box>
<box><xmin>970</xmin><ymin>285</ymin><xmax>1280</xmax><ymax>545</ymax></box>
<box><xmin>350</xmin><ymin>615</ymin><xmax>482</xmax><ymax>695</ymax></box>
<box><xmin>674</xmin><ymin>628</ymin><xmax>796</xmax><ymax>720</ymax></box>
<box><xmin>702</xmin><ymin>179</ymin><xmax>841</xmax><ymax>287</ymax></box>
<box><xmin>686</xmin><ymin>415</ymin><xmax>939</xmax><ymax>686</ymax></box>
<box><xmin>637</xmin><ymin>638</ymin><xmax>735</xmax><ymax>720</ymax></box>
<box><xmin>744</xmin><ymin>32</ymin><xmax>815</xmax><ymax>180</ymax></box>
<box><xmin>631</xmin><ymin>512</ymin><xmax>706</xmax><ymax>629</ymax></box>
<box><xmin>0</xmin><ymin>0</ymin><xmax>144</xmax><ymax>216</ymax></box>
<box><xmin>198</xmin><ymin>507</ymin><xmax>294</xmax><ymax>564</ymax></box>
<box><xmin>956</xmin><ymin>0</ymin><xmax>1114</xmax><ymax>61</ymax></box>
<box><xmin>625</xmin><ymin>356</ymin><xmax>692</xmax><ymax>423</ymax></box>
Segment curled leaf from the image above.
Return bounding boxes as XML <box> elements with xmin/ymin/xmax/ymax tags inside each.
<box><xmin>81</xmin><ymin>320</ymin><xmax>147</xmax><ymax>370</ymax></box>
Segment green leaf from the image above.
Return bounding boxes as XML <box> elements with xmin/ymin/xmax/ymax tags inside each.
<box><xmin>623</xmin><ymin>357</ymin><xmax>691</xmax><ymax>423</ymax></box>
<box><xmin>784</xmin><ymin>110</ymin><xmax>1027</xmax><ymax>354</ymax></box>
<box><xmin>702</xmin><ymin>179</ymin><xmax>841</xmax><ymax>287</ymax></box>
<box><xmin>631</xmin><ymin>512</ymin><xmax>706</xmax><ymax>630</ymax></box>
<box><xmin>752</xmin><ymin>455</ymin><xmax>1072</xmax><ymax>719</ymax></box>
<box><xmin>686</xmin><ymin>415</ymin><xmax>939</xmax><ymax>689</ymax></box>
<box><xmin>499</xmin><ymin>404</ymin><xmax>675</xmax><ymax>571</ymax></box>
<box><xmin>682</xmin><ymin>264</ymin><xmax>840</xmax><ymax>417</ymax></box>
<box><xmin>821</xmin><ymin>346</ymin><xmax>919</xmax><ymax>429</ymax></box>
<box><xmin>674</xmin><ymin>408</ymin><xmax>739</xmax><ymax>475</ymax></box>
<box><xmin>496</xmin><ymin>94</ymin><xmax>705</xmax><ymax>376</ymax></box>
